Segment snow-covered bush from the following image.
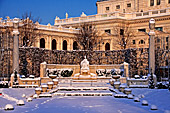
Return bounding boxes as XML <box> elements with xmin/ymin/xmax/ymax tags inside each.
<box><xmin>61</xmin><ymin>69</ymin><xmax>73</xmax><ymax>77</ymax></box>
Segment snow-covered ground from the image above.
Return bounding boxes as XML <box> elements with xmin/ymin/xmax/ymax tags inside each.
<box><xmin>0</xmin><ymin>88</ymin><xmax>170</xmax><ymax>113</ymax></box>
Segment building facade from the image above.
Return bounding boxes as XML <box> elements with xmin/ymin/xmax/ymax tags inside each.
<box><xmin>0</xmin><ymin>0</ymin><xmax>170</xmax><ymax>51</ymax></box>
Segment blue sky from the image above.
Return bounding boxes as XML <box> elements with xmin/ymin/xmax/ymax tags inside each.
<box><xmin>0</xmin><ymin>0</ymin><xmax>98</xmax><ymax>25</ymax></box>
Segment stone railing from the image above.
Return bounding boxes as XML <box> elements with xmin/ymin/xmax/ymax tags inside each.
<box><xmin>18</xmin><ymin>77</ymin><xmax>41</xmax><ymax>88</ymax></box>
<box><xmin>127</xmin><ymin>78</ymin><xmax>149</xmax><ymax>88</ymax></box>
<box><xmin>55</xmin><ymin>8</ymin><xmax>170</xmax><ymax>25</ymax></box>
<box><xmin>0</xmin><ymin>18</ymin><xmax>79</xmax><ymax>34</ymax></box>
<box><xmin>40</xmin><ymin>62</ymin><xmax>129</xmax><ymax>78</ymax></box>
<box><xmin>37</xmin><ymin>24</ymin><xmax>79</xmax><ymax>33</ymax></box>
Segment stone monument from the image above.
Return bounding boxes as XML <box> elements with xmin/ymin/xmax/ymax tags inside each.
<box><xmin>80</xmin><ymin>56</ymin><xmax>90</xmax><ymax>75</ymax></box>
<box><xmin>74</xmin><ymin>56</ymin><xmax>96</xmax><ymax>80</ymax></box>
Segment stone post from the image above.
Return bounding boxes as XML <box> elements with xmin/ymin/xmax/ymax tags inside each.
<box><xmin>149</xmin><ymin>18</ymin><xmax>155</xmax><ymax>74</ymax></box>
<box><xmin>40</xmin><ymin>62</ymin><xmax>47</xmax><ymax>78</ymax></box>
<box><xmin>123</xmin><ymin>62</ymin><xmax>129</xmax><ymax>77</ymax></box>
<box><xmin>12</xmin><ymin>18</ymin><xmax>20</xmax><ymax>73</ymax></box>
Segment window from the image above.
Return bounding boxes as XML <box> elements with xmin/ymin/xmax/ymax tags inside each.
<box><xmin>63</xmin><ymin>40</ymin><xmax>67</xmax><ymax>50</ymax></box>
<box><xmin>127</xmin><ymin>3</ymin><xmax>131</xmax><ymax>7</ymax></box>
<box><xmin>105</xmin><ymin>29</ymin><xmax>111</xmax><ymax>34</ymax></box>
<box><xmin>105</xmin><ymin>43</ymin><xmax>110</xmax><ymax>51</ymax></box>
<box><xmin>139</xmin><ymin>40</ymin><xmax>145</xmax><ymax>44</ymax></box>
<box><xmin>169</xmin><ymin>0</ymin><xmax>170</xmax><ymax>3</ymax></box>
<box><xmin>106</xmin><ymin>7</ymin><xmax>109</xmax><ymax>11</ymax></box>
<box><xmin>166</xmin><ymin>36</ymin><xmax>169</xmax><ymax>42</ymax></box>
<box><xmin>73</xmin><ymin>41</ymin><xmax>78</xmax><ymax>50</ymax></box>
<box><xmin>157</xmin><ymin>0</ymin><xmax>160</xmax><ymax>5</ymax></box>
<box><xmin>150</xmin><ymin>0</ymin><xmax>154</xmax><ymax>6</ymax></box>
<box><xmin>0</xmin><ymin>36</ymin><xmax>1</xmax><ymax>48</ymax></box>
<box><xmin>141</xmin><ymin>49</ymin><xmax>143</xmax><ymax>54</ymax></box>
<box><xmin>140</xmin><ymin>61</ymin><xmax>143</xmax><ymax>66</ymax></box>
<box><xmin>155</xmin><ymin>27</ymin><xmax>163</xmax><ymax>31</ymax></box>
<box><xmin>138</xmin><ymin>29</ymin><xmax>146</xmax><ymax>32</ymax></box>
<box><xmin>116</xmin><ymin>5</ymin><xmax>120</xmax><ymax>9</ymax></box>
<box><xmin>120</xmin><ymin>29</ymin><xmax>124</xmax><ymax>35</ymax></box>
<box><xmin>157</xmin><ymin>38</ymin><xmax>160</xmax><ymax>43</ymax></box>
<box><xmin>40</xmin><ymin>38</ymin><xmax>45</xmax><ymax>48</ymax></box>
<box><xmin>166</xmin><ymin>46</ymin><xmax>169</xmax><ymax>50</ymax></box>
<box><xmin>52</xmin><ymin>39</ymin><xmax>56</xmax><ymax>50</ymax></box>
<box><xmin>132</xmin><ymin>40</ymin><xmax>136</xmax><ymax>44</ymax></box>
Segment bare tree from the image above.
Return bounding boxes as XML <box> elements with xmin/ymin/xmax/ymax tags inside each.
<box><xmin>113</xmin><ymin>22</ymin><xmax>135</xmax><ymax>49</ymax></box>
<box><xmin>19</xmin><ymin>12</ymin><xmax>41</xmax><ymax>47</ymax></box>
<box><xmin>75</xmin><ymin>23</ymin><xmax>103</xmax><ymax>51</ymax></box>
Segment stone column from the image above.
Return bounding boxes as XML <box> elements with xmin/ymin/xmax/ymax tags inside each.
<box><xmin>149</xmin><ymin>18</ymin><xmax>155</xmax><ymax>74</ymax></box>
<box><xmin>12</xmin><ymin>18</ymin><xmax>20</xmax><ymax>73</ymax></box>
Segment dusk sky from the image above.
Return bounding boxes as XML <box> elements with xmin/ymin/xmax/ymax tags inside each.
<box><xmin>0</xmin><ymin>0</ymin><xmax>98</xmax><ymax>25</ymax></box>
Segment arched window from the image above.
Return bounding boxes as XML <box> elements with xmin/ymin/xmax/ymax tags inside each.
<box><xmin>52</xmin><ymin>39</ymin><xmax>56</xmax><ymax>50</ymax></box>
<box><xmin>40</xmin><ymin>38</ymin><xmax>45</xmax><ymax>48</ymax></box>
<box><xmin>73</xmin><ymin>41</ymin><xmax>78</xmax><ymax>50</ymax></box>
<box><xmin>23</xmin><ymin>36</ymin><xmax>26</xmax><ymax>46</ymax></box>
<box><xmin>63</xmin><ymin>40</ymin><xmax>67</xmax><ymax>50</ymax></box>
<box><xmin>139</xmin><ymin>40</ymin><xmax>145</xmax><ymax>44</ymax></box>
<box><xmin>105</xmin><ymin>43</ymin><xmax>110</xmax><ymax>51</ymax></box>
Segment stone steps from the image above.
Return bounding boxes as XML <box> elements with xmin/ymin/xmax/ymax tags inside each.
<box><xmin>58</xmin><ymin>86</ymin><xmax>109</xmax><ymax>91</ymax></box>
<box><xmin>53</xmin><ymin>92</ymin><xmax>113</xmax><ymax>96</ymax></box>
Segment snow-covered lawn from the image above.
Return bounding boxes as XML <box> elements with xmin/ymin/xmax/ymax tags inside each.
<box><xmin>0</xmin><ymin>88</ymin><xmax>169</xmax><ymax>113</ymax></box>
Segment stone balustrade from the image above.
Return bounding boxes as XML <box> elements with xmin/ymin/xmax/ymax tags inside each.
<box><xmin>127</xmin><ymin>78</ymin><xmax>149</xmax><ymax>88</ymax></box>
<box><xmin>18</xmin><ymin>77</ymin><xmax>41</xmax><ymax>88</ymax></box>
<box><xmin>0</xmin><ymin>18</ymin><xmax>79</xmax><ymax>34</ymax></box>
<box><xmin>55</xmin><ymin>8</ymin><xmax>170</xmax><ymax>25</ymax></box>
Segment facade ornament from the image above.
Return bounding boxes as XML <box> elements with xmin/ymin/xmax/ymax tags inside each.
<box><xmin>55</xmin><ymin>16</ymin><xmax>60</xmax><ymax>20</ymax></box>
<box><xmin>66</xmin><ymin>13</ymin><xmax>68</xmax><ymax>19</ymax></box>
<box><xmin>81</xmin><ymin>12</ymin><xmax>87</xmax><ymax>17</ymax></box>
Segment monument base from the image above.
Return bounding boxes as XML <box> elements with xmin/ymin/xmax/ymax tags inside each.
<box><xmin>73</xmin><ymin>73</ymin><xmax>97</xmax><ymax>80</ymax></box>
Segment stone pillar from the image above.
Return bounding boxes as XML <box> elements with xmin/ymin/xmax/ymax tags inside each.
<box><xmin>12</xmin><ymin>18</ymin><xmax>20</xmax><ymax>73</ymax></box>
<box><xmin>149</xmin><ymin>18</ymin><xmax>155</xmax><ymax>74</ymax></box>
<box><xmin>40</xmin><ymin>62</ymin><xmax>47</xmax><ymax>78</ymax></box>
<box><xmin>123</xmin><ymin>62</ymin><xmax>129</xmax><ymax>77</ymax></box>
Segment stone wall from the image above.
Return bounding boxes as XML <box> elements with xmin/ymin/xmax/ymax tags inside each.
<box><xmin>19</xmin><ymin>47</ymin><xmax>149</xmax><ymax>77</ymax></box>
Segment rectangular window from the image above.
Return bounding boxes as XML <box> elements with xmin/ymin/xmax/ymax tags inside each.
<box><xmin>120</xmin><ymin>29</ymin><xmax>124</xmax><ymax>35</ymax></box>
<box><xmin>150</xmin><ymin>0</ymin><xmax>154</xmax><ymax>6</ymax></box>
<box><xmin>166</xmin><ymin>36</ymin><xmax>169</xmax><ymax>42</ymax></box>
<box><xmin>127</xmin><ymin>3</ymin><xmax>131</xmax><ymax>7</ymax></box>
<box><xmin>116</xmin><ymin>5</ymin><xmax>120</xmax><ymax>9</ymax></box>
<box><xmin>105</xmin><ymin>29</ymin><xmax>111</xmax><ymax>34</ymax></box>
<box><xmin>166</xmin><ymin>46</ymin><xmax>169</xmax><ymax>50</ymax></box>
<box><xmin>133</xmin><ymin>40</ymin><xmax>136</xmax><ymax>44</ymax></box>
<box><xmin>138</xmin><ymin>29</ymin><xmax>146</xmax><ymax>32</ymax></box>
<box><xmin>157</xmin><ymin>38</ymin><xmax>160</xmax><ymax>43</ymax></box>
<box><xmin>157</xmin><ymin>0</ymin><xmax>160</xmax><ymax>5</ymax></box>
<box><xmin>155</xmin><ymin>27</ymin><xmax>163</xmax><ymax>31</ymax></box>
<box><xmin>106</xmin><ymin>7</ymin><xmax>109</xmax><ymax>11</ymax></box>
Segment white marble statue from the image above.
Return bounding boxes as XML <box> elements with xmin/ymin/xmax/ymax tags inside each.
<box><xmin>81</xmin><ymin>56</ymin><xmax>89</xmax><ymax>72</ymax></box>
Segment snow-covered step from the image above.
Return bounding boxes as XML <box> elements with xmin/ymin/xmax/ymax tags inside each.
<box><xmin>53</xmin><ymin>92</ymin><xmax>113</xmax><ymax>96</ymax></box>
<box><xmin>58</xmin><ymin>87</ymin><xmax>109</xmax><ymax>91</ymax></box>
<box><xmin>114</xmin><ymin>94</ymin><xmax>128</xmax><ymax>98</ymax></box>
<box><xmin>129</xmin><ymin>85</ymin><xmax>148</xmax><ymax>88</ymax></box>
<box><xmin>39</xmin><ymin>94</ymin><xmax>52</xmax><ymax>98</ymax></box>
